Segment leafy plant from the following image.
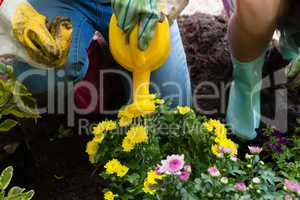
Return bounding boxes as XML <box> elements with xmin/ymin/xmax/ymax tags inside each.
<box><xmin>273</xmin><ymin>136</ymin><xmax>300</xmax><ymax>182</ymax></box>
<box><xmin>0</xmin><ymin>64</ymin><xmax>39</xmax><ymax>132</ymax></box>
<box><xmin>0</xmin><ymin>166</ymin><xmax>34</xmax><ymax>200</ymax></box>
<box><xmin>190</xmin><ymin>152</ymin><xmax>287</xmax><ymax>200</ymax></box>
<box><xmin>260</xmin><ymin>127</ymin><xmax>300</xmax><ymax>183</ymax></box>
<box><xmin>86</xmin><ymin>100</ymin><xmax>296</xmax><ymax>199</ymax></box>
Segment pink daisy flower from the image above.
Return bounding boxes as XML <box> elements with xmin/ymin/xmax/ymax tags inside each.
<box><xmin>285</xmin><ymin>195</ymin><xmax>293</xmax><ymax>200</ymax></box>
<box><xmin>184</xmin><ymin>165</ymin><xmax>192</xmax><ymax>173</ymax></box>
<box><xmin>155</xmin><ymin>165</ymin><xmax>162</xmax><ymax>175</ymax></box>
<box><xmin>248</xmin><ymin>146</ymin><xmax>263</xmax><ymax>155</ymax></box>
<box><xmin>179</xmin><ymin>171</ymin><xmax>190</xmax><ymax>182</ymax></box>
<box><xmin>234</xmin><ymin>182</ymin><xmax>247</xmax><ymax>191</ymax></box>
<box><xmin>230</xmin><ymin>156</ymin><xmax>238</xmax><ymax>161</ymax></box>
<box><xmin>220</xmin><ymin>146</ymin><xmax>233</xmax><ymax>154</ymax></box>
<box><xmin>160</xmin><ymin>154</ymin><xmax>185</xmax><ymax>174</ymax></box>
<box><xmin>178</xmin><ymin>164</ymin><xmax>192</xmax><ymax>181</ymax></box>
<box><xmin>207</xmin><ymin>166</ymin><xmax>220</xmax><ymax>177</ymax></box>
<box><xmin>285</xmin><ymin>179</ymin><xmax>300</xmax><ymax>194</ymax></box>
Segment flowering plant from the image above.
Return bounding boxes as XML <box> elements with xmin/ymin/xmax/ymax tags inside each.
<box><xmin>86</xmin><ymin>100</ymin><xmax>217</xmax><ymax>199</ymax></box>
<box><xmin>259</xmin><ymin>127</ymin><xmax>300</xmax><ymax>183</ymax></box>
<box><xmin>86</xmin><ymin>100</ymin><xmax>299</xmax><ymax>199</ymax></box>
<box><xmin>190</xmin><ymin>145</ymin><xmax>289</xmax><ymax>199</ymax></box>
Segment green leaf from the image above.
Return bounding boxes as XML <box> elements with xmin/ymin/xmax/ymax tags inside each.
<box><xmin>239</xmin><ymin>195</ymin><xmax>252</xmax><ymax>200</ymax></box>
<box><xmin>0</xmin><ymin>64</ymin><xmax>6</xmax><ymax>73</ymax></box>
<box><xmin>253</xmin><ymin>155</ymin><xmax>260</xmax><ymax>164</ymax></box>
<box><xmin>126</xmin><ymin>173</ymin><xmax>140</xmax><ymax>185</ymax></box>
<box><xmin>1</xmin><ymin>107</ymin><xmax>25</xmax><ymax>118</ymax></box>
<box><xmin>0</xmin><ymin>166</ymin><xmax>13</xmax><ymax>190</ymax></box>
<box><xmin>296</xmin><ymin>118</ymin><xmax>300</xmax><ymax>125</ymax></box>
<box><xmin>164</xmin><ymin>114</ymin><xmax>175</xmax><ymax>123</ymax></box>
<box><xmin>23</xmin><ymin>190</ymin><xmax>35</xmax><ymax>200</ymax></box>
<box><xmin>0</xmin><ymin>119</ymin><xmax>17</xmax><ymax>132</ymax></box>
<box><xmin>12</xmin><ymin>82</ymin><xmax>31</xmax><ymax>96</ymax></box>
<box><xmin>228</xmin><ymin>169</ymin><xmax>247</xmax><ymax>176</ymax></box>
<box><xmin>0</xmin><ymin>191</ymin><xmax>4</xmax><ymax>200</ymax></box>
<box><xmin>185</xmin><ymin>193</ymin><xmax>198</xmax><ymax>200</ymax></box>
<box><xmin>7</xmin><ymin>187</ymin><xmax>25</xmax><ymax>197</ymax></box>
<box><xmin>293</xmin><ymin>137</ymin><xmax>300</xmax><ymax>148</ymax></box>
<box><xmin>194</xmin><ymin>178</ymin><xmax>201</xmax><ymax>184</ymax></box>
<box><xmin>0</xmin><ymin>92</ymin><xmax>10</xmax><ymax>107</ymax></box>
<box><xmin>295</xmin><ymin>127</ymin><xmax>300</xmax><ymax>133</ymax></box>
<box><xmin>4</xmin><ymin>65</ymin><xmax>14</xmax><ymax>78</ymax></box>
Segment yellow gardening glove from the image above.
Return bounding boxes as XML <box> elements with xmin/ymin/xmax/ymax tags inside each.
<box><xmin>11</xmin><ymin>2</ymin><xmax>73</xmax><ymax>67</ymax></box>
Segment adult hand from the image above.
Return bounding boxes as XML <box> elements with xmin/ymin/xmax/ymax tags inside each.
<box><xmin>12</xmin><ymin>2</ymin><xmax>73</xmax><ymax>66</ymax></box>
<box><xmin>112</xmin><ymin>0</ymin><xmax>161</xmax><ymax>50</ymax></box>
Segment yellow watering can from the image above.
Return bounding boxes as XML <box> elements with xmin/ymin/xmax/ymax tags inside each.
<box><xmin>109</xmin><ymin>14</ymin><xmax>171</xmax><ymax>116</ymax></box>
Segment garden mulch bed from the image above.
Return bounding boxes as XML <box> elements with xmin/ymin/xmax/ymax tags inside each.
<box><xmin>1</xmin><ymin>12</ymin><xmax>299</xmax><ymax>200</ymax></box>
<box><xmin>179</xmin><ymin>13</ymin><xmax>232</xmax><ymax>116</ymax></box>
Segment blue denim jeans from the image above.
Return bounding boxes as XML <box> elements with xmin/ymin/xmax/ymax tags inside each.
<box><xmin>13</xmin><ymin>0</ymin><xmax>192</xmax><ymax>107</ymax></box>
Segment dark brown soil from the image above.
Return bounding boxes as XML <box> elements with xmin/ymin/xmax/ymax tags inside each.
<box><xmin>1</xmin><ymin>115</ymin><xmax>104</xmax><ymax>200</ymax></box>
<box><xmin>28</xmin><ymin>134</ymin><xmax>100</xmax><ymax>200</ymax></box>
<box><xmin>32</xmin><ymin>134</ymin><xmax>100</xmax><ymax>200</ymax></box>
<box><xmin>1</xmin><ymin>12</ymin><xmax>299</xmax><ymax>200</ymax></box>
<box><xmin>178</xmin><ymin>13</ymin><xmax>232</xmax><ymax>116</ymax></box>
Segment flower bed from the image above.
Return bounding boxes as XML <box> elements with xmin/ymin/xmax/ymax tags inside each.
<box><xmin>86</xmin><ymin>99</ymin><xmax>300</xmax><ymax>200</ymax></box>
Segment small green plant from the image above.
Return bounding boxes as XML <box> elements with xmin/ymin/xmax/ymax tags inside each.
<box><xmin>0</xmin><ymin>64</ymin><xmax>39</xmax><ymax>132</ymax></box>
<box><xmin>0</xmin><ymin>166</ymin><xmax>34</xmax><ymax>200</ymax></box>
<box><xmin>273</xmin><ymin>136</ymin><xmax>300</xmax><ymax>182</ymax></box>
<box><xmin>260</xmin><ymin>127</ymin><xmax>300</xmax><ymax>183</ymax></box>
<box><xmin>191</xmin><ymin>152</ymin><xmax>287</xmax><ymax>199</ymax></box>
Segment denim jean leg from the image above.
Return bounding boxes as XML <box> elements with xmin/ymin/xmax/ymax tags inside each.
<box><xmin>151</xmin><ymin>21</ymin><xmax>192</xmax><ymax>107</ymax></box>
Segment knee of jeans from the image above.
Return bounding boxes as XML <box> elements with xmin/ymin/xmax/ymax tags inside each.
<box><xmin>150</xmin><ymin>23</ymin><xmax>192</xmax><ymax>107</ymax></box>
<box><xmin>62</xmin><ymin>58</ymin><xmax>89</xmax><ymax>84</ymax></box>
<box><xmin>150</xmin><ymin>71</ymin><xmax>192</xmax><ymax>107</ymax></box>
<box><xmin>12</xmin><ymin>57</ymin><xmax>88</xmax><ymax>96</ymax></box>
<box><xmin>63</xmin><ymin>16</ymin><xmax>94</xmax><ymax>82</ymax></box>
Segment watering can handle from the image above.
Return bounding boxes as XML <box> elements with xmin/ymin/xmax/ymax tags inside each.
<box><xmin>129</xmin><ymin>34</ymin><xmax>147</xmax><ymax>67</ymax></box>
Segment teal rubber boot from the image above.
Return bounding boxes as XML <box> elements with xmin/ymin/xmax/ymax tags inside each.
<box><xmin>226</xmin><ymin>54</ymin><xmax>265</xmax><ymax>140</ymax></box>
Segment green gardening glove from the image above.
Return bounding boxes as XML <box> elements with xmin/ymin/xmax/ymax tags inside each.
<box><xmin>112</xmin><ymin>0</ymin><xmax>161</xmax><ymax>51</ymax></box>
